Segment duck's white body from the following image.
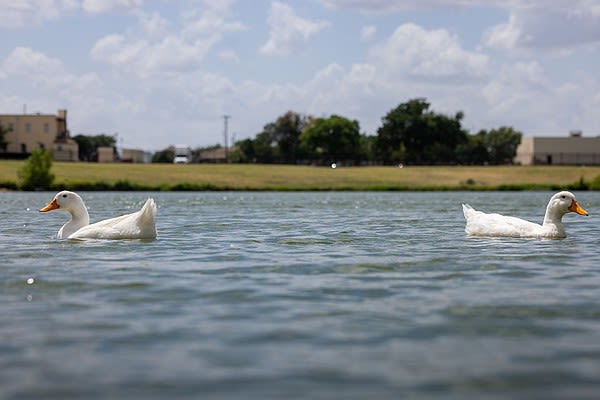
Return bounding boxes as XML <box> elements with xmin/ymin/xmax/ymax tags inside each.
<box><xmin>462</xmin><ymin>191</ymin><xmax>588</xmax><ymax>239</ymax></box>
<box><xmin>40</xmin><ymin>191</ymin><xmax>157</xmax><ymax>240</ymax></box>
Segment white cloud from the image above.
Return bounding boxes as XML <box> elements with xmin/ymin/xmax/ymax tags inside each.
<box><xmin>482</xmin><ymin>14</ymin><xmax>520</xmax><ymax>51</ymax></box>
<box><xmin>81</xmin><ymin>0</ymin><xmax>142</xmax><ymax>14</ymax></box>
<box><xmin>370</xmin><ymin>23</ymin><xmax>488</xmax><ymax>81</ymax></box>
<box><xmin>315</xmin><ymin>0</ymin><xmax>512</xmax><ymax>14</ymax></box>
<box><xmin>138</xmin><ymin>11</ymin><xmax>169</xmax><ymax>37</ymax></box>
<box><xmin>90</xmin><ymin>34</ymin><xmax>146</xmax><ymax>66</ymax></box>
<box><xmin>360</xmin><ymin>25</ymin><xmax>376</xmax><ymax>41</ymax></box>
<box><xmin>0</xmin><ymin>47</ymin><xmax>103</xmax><ymax>91</ymax></box>
<box><xmin>181</xmin><ymin>6</ymin><xmax>246</xmax><ymax>38</ymax></box>
<box><xmin>91</xmin><ymin>33</ymin><xmax>216</xmax><ymax>76</ymax></box>
<box><xmin>482</xmin><ymin>61</ymin><xmax>547</xmax><ymax>110</ymax></box>
<box><xmin>218</xmin><ymin>50</ymin><xmax>240</xmax><ymax>63</ymax></box>
<box><xmin>260</xmin><ymin>1</ymin><xmax>330</xmax><ymax>56</ymax></box>
<box><xmin>484</xmin><ymin>2</ymin><xmax>600</xmax><ymax>54</ymax></box>
<box><xmin>478</xmin><ymin>60</ymin><xmax>600</xmax><ymax>135</ymax></box>
<box><xmin>1</xmin><ymin>47</ymin><xmax>64</xmax><ymax>84</ymax></box>
<box><xmin>0</xmin><ymin>0</ymin><xmax>78</xmax><ymax>28</ymax></box>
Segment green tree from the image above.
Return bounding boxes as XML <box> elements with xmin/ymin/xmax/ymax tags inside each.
<box><xmin>300</xmin><ymin>115</ymin><xmax>362</xmax><ymax>165</ymax></box>
<box><xmin>18</xmin><ymin>148</ymin><xmax>55</xmax><ymax>190</ymax></box>
<box><xmin>359</xmin><ymin>134</ymin><xmax>378</xmax><ymax>165</ymax></box>
<box><xmin>269</xmin><ymin>111</ymin><xmax>310</xmax><ymax>163</ymax></box>
<box><xmin>375</xmin><ymin>98</ymin><xmax>467</xmax><ymax>165</ymax></box>
<box><xmin>235</xmin><ymin>111</ymin><xmax>311</xmax><ymax>164</ymax></box>
<box><xmin>73</xmin><ymin>134</ymin><xmax>117</xmax><ymax>161</ymax></box>
<box><xmin>229</xmin><ymin>138</ymin><xmax>257</xmax><ymax>163</ymax></box>
<box><xmin>0</xmin><ymin>123</ymin><xmax>8</xmax><ymax>152</ymax></box>
<box><xmin>456</xmin><ymin>130</ymin><xmax>489</xmax><ymax>165</ymax></box>
<box><xmin>483</xmin><ymin>126</ymin><xmax>523</xmax><ymax>165</ymax></box>
<box><xmin>152</xmin><ymin>148</ymin><xmax>174</xmax><ymax>163</ymax></box>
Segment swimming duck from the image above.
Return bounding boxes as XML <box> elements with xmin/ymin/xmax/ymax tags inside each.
<box><xmin>462</xmin><ymin>191</ymin><xmax>588</xmax><ymax>238</ymax></box>
<box><xmin>40</xmin><ymin>191</ymin><xmax>157</xmax><ymax>240</ymax></box>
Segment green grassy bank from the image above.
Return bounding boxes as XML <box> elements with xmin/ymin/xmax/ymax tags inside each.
<box><xmin>1</xmin><ymin>160</ymin><xmax>600</xmax><ymax>191</ymax></box>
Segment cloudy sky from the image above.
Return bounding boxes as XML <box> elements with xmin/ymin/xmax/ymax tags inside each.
<box><xmin>1</xmin><ymin>0</ymin><xmax>599</xmax><ymax>151</ymax></box>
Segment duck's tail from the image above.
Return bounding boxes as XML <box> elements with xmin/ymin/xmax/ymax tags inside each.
<box><xmin>141</xmin><ymin>198</ymin><xmax>157</xmax><ymax>217</ymax></box>
<box><xmin>462</xmin><ymin>203</ymin><xmax>474</xmax><ymax>218</ymax></box>
<box><xmin>138</xmin><ymin>198</ymin><xmax>157</xmax><ymax>238</ymax></box>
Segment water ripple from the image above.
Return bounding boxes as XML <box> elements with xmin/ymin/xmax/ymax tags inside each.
<box><xmin>2</xmin><ymin>191</ymin><xmax>600</xmax><ymax>399</ymax></box>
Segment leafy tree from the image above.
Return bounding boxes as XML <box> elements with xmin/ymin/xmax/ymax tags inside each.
<box><xmin>73</xmin><ymin>134</ymin><xmax>116</xmax><ymax>161</ymax></box>
<box><xmin>250</xmin><ymin>130</ymin><xmax>279</xmax><ymax>163</ymax></box>
<box><xmin>152</xmin><ymin>148</ymin><xmax>174</xmax><ymax>163</ymax></box>
<box><xmin>264</xmin><ymin>111</ymin><xmax>311</xmax><ymax>163</ymax></box>
<box><xmin>376</xmin><ymin>98</ymin><xmax>429</xmax><ymax>164</ymax></box>
<box><xmin>456</xmin><ymin>130</ymin><xmax>489</xmax><ymax>165</ymax></box>
<box><xmin>18</xmin><ymin>148</ymin><xmax>55</xmax><ymax>190</ymax></box>
<box><xmin>235</xmin><ymin>111</ymin><xmax>312</xmax><ymax>164</ymax></box>
<box><xmin>483</xmin><ymin>126</ymin><xmax>522</xmax><ymax>165</ymax></box>
<box><xmin>0</xmin><ymin>123</ymin><xmax>8</xmax><ymax>152</ymax></box>
<box><xmin>359</xmin><ymin>134</ymin><xmax>378</xmax><ymax>165</ymax></box>
<box><xmin>375</xmin><ymin>98</ymin><xmax>467</xmax><ymax>165</ymax></box>
<box><xmin>300</xmin><ymin>115</ymin><xmax>362</xmax><ymax>165</ymax></box>
<box><xmin>229</xmin><ymin>138</ymin><xmax>256</xmax><ymax>163</ymax></box>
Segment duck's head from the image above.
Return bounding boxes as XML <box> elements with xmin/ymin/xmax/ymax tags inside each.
<box><xmin>549</xmin><ymin>191</ymin><xmax>588</xmax><ymax>216</ymax></box>
<box><xmin>40</xmin><ymin>191</ymin><xmax>85</xmax><ymax>213</ymax></box>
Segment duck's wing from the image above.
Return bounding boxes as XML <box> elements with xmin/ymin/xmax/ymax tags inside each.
<box><xmin>69</xmin><ymin>199</ymin><xmax>157</xmax><ymax>240</ymax></box>
<box><xmin>463</xmin><ymin>204</ymin><xmax>542</xmax><ymax>237</ymax></box>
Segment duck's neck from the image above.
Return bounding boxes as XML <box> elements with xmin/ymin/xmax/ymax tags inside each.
<box><xmin>59</xmin><ymin>207</ymin><xmax>90</xmax><ymax>239</ymax></box>
<box><xmin>542</xmin><ymin>205</ymin><xmax>566</xmax><ymax>236</ymax></box>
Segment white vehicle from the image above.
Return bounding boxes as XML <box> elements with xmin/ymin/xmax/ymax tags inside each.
<box><xmin>173</xmin><ymin>145</ymin><xmax>192</xmax><ymax>164</ymax></box>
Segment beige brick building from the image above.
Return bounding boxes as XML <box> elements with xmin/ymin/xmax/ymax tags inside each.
<box><xmin>515</xmin><ymin>132</ymin><xmax>600</xmax><ymax>165</ymax></box>
<box><xmin>0</xmin><ymin>109</ymin><xmax>79</xmax><ymax>161</ymax></box>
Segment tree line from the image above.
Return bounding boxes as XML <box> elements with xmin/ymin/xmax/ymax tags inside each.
<box><xmin>229</xmin><ymin>98</ymin><xmax>522</xmax><ymax>166</ymax></box>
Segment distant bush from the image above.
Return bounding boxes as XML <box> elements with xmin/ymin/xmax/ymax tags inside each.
<box><xmin>170</xmin><ymin>182</ymin><xmax>220</xmax><ymax>191</ymax></box>
<box><xmin>18</xmin><ymin>148</ymin><xmax>55</xmax><ymax>190</ymax></box>
<box><xmin>590</xmin><ymin>175</ymin><xmax>600</xmax><ymax>190</ymax></box>
<box><xmin>113</xmin><ymin>179</ymin><xmax>137</xmax><ymax>191</ymax></box>
<box><xmin>0</xmin><ymin>180</ymin><xmax>18</xmax><ymax>190</ymax></box>
<box><xmin>567</xmin><ymin>176</ymin><xmax>589</xmax><ymax>191</ymax></box>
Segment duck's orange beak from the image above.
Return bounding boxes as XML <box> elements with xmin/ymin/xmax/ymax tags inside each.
<box><xmin>569</xmin><ymin>200</ymin><xmax>588</xmax><ymax>216</ymax></box>
<box><xmin>40</xmin><ymin>198</ymin><xmax>59</xmax><ymax>212</ymax></box>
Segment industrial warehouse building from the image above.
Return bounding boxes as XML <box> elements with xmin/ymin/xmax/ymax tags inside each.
<box><xmin>514</xmin><ymin>132</ymin><xmax>600</xmax><ymax>165</ymax></box>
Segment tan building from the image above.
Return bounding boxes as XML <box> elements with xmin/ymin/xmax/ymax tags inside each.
<box><xmin>122</xmin><ymin>148</ymin><xmax>152</xmax><ymax>163</ymax></box>
<box><xmin>515</xmin><ymin>132</ymin><xmax>600</xmax><ymax>165</ymax></box>
<box><xmin>198</xmin><ymin>146</ymin><xmax>238</xmax><ymax>163</ymax></box>
<box><xmin>97</xmin><ymin>146</ymin><xmax>115</xmax><ymax>163</ymax></box>
<box><xmin>0</xmin><ymin>109</ymin><xmax>79</xmax><ymax>161</ymax></box>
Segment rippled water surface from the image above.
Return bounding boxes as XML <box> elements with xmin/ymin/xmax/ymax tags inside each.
<box><xmin>1</xmin><ymin>191</ymin><xmax>600</xmax><ymax>399</ymax></box>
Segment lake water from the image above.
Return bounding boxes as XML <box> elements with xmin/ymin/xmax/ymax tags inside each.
<box><xmin>1</xmin><ymin>191</ymin><xmax>600</xmax><ymax>399</ymax></box>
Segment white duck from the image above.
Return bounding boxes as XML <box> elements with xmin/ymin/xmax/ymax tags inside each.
<box><xmin>462</xmin><ymin>191</ymin><xmax>588</xmax><ymax>239</ymax></box>
<box><xmin>40</xmin><ymin>191</ymin><xmax>157</xmax><ymax>240</ymax></box>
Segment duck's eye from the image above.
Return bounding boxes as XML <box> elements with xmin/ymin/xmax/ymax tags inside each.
<box><xmin>561</xmin><ymin>195</ymin><xmax>566</xmax><ymax>199</ymax></box>
<box><xmin>62</xmin><ymin>194</ymin><xmax>68</xmax><ymax>198</ymax></box>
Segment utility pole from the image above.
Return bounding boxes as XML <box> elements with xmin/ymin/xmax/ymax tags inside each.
<box><xmin>223</xmin><ymin>115</ymin><xmax>231</xmax><ymax>162</ymax></box>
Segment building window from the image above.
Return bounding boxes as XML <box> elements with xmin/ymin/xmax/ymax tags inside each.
<box><xmin>21</xmin><ymin>143</ymin><xmax>27</xmax><ymax>153</ymax></box>
<box><xmin>25</xmin><ymin>122</ymin><xmax>31</xmax><ymax>133</ymax></box>
<box><xmin>44</xmin><ymin>123</ymin><xmax>49</xmax><ymax>133</ymax></box>
<box><xmin>8</xmin><ymin>123</ymin><xmax>13</xmax><ymax>131</ymax></box>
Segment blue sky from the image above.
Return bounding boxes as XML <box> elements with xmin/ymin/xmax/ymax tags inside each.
<box><xmin>1</xmin><ymin>0</ymin><xmax>600</xmax><ymax>151</ymax></box>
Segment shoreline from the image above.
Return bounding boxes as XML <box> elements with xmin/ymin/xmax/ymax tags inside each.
<box><xmin>1</xmin><ymin>161</ymin><xmax>599</xmax><ymax>191</ymax></box>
